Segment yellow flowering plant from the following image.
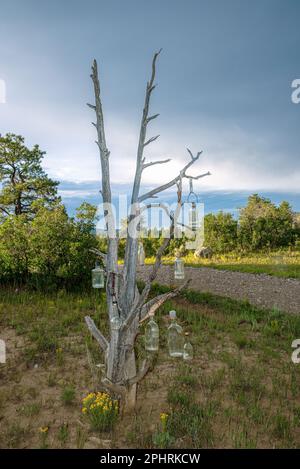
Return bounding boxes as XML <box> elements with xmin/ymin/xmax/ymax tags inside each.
<box><xmin>81</xmin><ymin>392</ymin><xmax>118</xmax><ymax>431</ymax></box>
<box><xmin>160</xmin><ymin>413</ymin><xmax>169</xmax><ymax>432</ymax></box>
<box><xmin>153</xmin><ymin>412</ymin><xmax>174</xmax><ymax>448</ymax></box>
<box><xmin>39</xmin><ymin>426</ymin><xmax>49</xmax><ymax>449</ymax></box>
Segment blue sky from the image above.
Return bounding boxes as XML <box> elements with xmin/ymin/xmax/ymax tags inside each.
<box><xmin>0</xmin><ymin>0</ymin><xmax>299</xmax><ymax>213</ymax></box>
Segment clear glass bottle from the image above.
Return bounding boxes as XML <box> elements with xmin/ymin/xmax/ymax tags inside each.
<box><xmin>167</xmin><ymin>310</ymin><xmax>184</xmax><ymax>357</ymax></box>
<box><xmin>92</xmin><ymin>261</ymin><xmax>105</xmax><ymax>288</ymax></box>
<box><xmin>174</xmin><ymin>257</ymin><xmax>185</xmax><ymax>280</ymax></box>
<box><xmin>137</xmin><ymin>242</ymin><xmax>145</xmax><ymax>266</ymax></box>
<box><xmin>183</xmin><ymin>341</ymin><xmax>193</xmax><ymax>360</ymax></box>
<box><xmin>110</xmin><ymin>315</ymin><xmax>121</xmax><ymax>331</ymax></box>
<box><xmin>144</xmin><ymin>315</ymin><xmax>159</xmax><ymax>352</ymax></box>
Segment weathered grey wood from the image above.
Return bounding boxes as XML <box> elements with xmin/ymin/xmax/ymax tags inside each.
<box><xmin>142</xmin><ymin>158</ymin><xmax>171</xmax><ymax>170</ymax></box>
<box><xmin>85</xmin><ymin>316</ymin><xmax>109</xmax><ymax>351</ymax></box>
<box><xmin>121</xmin><ymin>50</ymin><xmax>162</xmax><ymax>314</ymax></box>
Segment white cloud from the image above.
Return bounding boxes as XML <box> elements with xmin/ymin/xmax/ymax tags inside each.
<box><xmin>1</xmin><ymin>102</ymin><xmax>299</xmax><ymax>193</ymax></box>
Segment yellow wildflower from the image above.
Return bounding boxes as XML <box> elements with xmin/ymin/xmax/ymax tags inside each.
<box><xmin>39</xmin><ymin>426</ymin><xmax>49</xmax><ymax>433</ymax></box>
<box><xmin>160</xmin><ymin>413</ymin><xmax>169</xmax><ymax>432</ymax></box>
<box><xmin>160</xmin><ymin>413</ymin><xmax>168</xmax><ymax>423</ymax></box>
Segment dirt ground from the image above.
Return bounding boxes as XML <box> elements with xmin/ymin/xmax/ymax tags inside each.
<box><xmin>1</xmin><ymin>291</ymin><xmax>300</xmax><ymax>449</ymax></box>
<box><xmin>0</xmin><ymin>326</ymin><xmax>177</xmax><ymax>449</ymax></box>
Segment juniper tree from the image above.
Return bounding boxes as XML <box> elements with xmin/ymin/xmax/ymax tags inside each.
<box><xmin>0</xmin><ymin>133</ymin><xmax>59</xmax><ymax>217</ymax></box>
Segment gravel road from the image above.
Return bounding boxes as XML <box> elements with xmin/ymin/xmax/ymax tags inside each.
<box><xmin>136</xmin><ymin>265</ymin><xmax>300</xmax><ymax>314</ymax></box>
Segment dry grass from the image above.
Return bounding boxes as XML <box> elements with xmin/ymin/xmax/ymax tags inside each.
<box><xmin>145</xmin><ymin>249</ymin><xmax>300</xmax><ymax>279</ymax></box>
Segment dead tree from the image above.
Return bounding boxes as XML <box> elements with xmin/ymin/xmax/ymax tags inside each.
<box><xmin>85</xmin><ymin>50</ymin><xmax>210</xmax><ymax>411</ymax></box>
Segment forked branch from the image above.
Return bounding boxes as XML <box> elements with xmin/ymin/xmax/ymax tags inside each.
<box><xmin>138</xmin><ymin>148</ymin><xmax>210</xmax><ymax>203</ymax></box>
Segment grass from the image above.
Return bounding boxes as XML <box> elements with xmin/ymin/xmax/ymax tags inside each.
<box><xmin>61</xmin><ymin>385</ymin><xmax>76</xmax><ymax>406</ymax></box>
<box><xmin>145</xmin><ymin>249</ymin><xmax>300</xmax><ymax>279</ymax></box>
<box><xmin>1</xmin><ymin>285</ymin><xmax>300</xmax><ymax>448</ymax></box>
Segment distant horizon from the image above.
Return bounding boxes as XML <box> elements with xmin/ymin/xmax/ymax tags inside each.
<box><xmin>58</xmin><ymin>181</ymin><xmax>300</xmax><ymax>221</ymax></box>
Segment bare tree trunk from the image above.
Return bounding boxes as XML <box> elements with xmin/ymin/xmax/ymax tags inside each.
<box><xmin>85</xmin><ymin>51</ymin><xmax>210</xmax><ymax>412</ymax></box>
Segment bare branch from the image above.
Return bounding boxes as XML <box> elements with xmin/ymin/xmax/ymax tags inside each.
<box><xmin>187</xmin><ymin>148</ymin><xmax>202</xmax><ymax>161</ymax></box>
<box><xmin>122</xmin><ymin>50</ymin><xmax>162</xmax><ymax>311</ymax></box>
<box><xmin>138</xmin><ymin>148</ymin><xmax>206</xmax><ymax>203</ymax></box>
<box><xmin>0</xmin><ymin>206</ymin><xmax>10</xmax><ymax>215</ymax></box>
<box><xmin>185</xmin><ymin>171</ymin><xmax>211</xmax><ymax>180</ymax></box>
<box><xmin>142</xmin><ymin>158</ymin><xmax>171</xmax><ymax>170</ymax></box>
<box><xmin>140</xmin><ymin>280</ymin><xmax>191</xmax><ymax>323</ymax></box>
<box><xmin>143</xmin><ymin>135</ymin><xmax>160</xmax><ymax>147</ymax></box>
<box><xmin>149</xmin><ymin>48</ymin><xmax>162</xmax><ymax>86</ymax></box>
<box><xmin>89</xmin><ymin>59</ymin><xmax>118</xmax><ymax>319</ymax></box>
<box><xmin>89</xmin><ymin>248</ymin><xmax>107</xmax><ymax>266</ymax></box>
<box><xmin>130</xmin><ymin>50</ymin><xmax>162</xmax><ymax>203</ymax></box>
<box><xmin>85</xmin><ymin>316</ymin><xmax>109</xmax><ymax>352</ymax></box>
<box><xmin>90</xmin><ymin>60</ymin><xmax>109</xmax><ymax>156</ymax></box>
<box><xmin>146</xmin><ymin>113</ymin><xmax>160</xmax><ymax>123</ymax></box>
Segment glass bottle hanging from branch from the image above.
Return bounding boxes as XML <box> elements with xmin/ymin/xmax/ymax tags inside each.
<box><xmin>137</xmin><ymin>241</ymin><xmax>145</xmax><ymax>266</ymax></box>
<box><xmin>174</xmin><ymin>255</ymin><xmax>185</xmax><ymax>280</ymax></box>
<box><xmin>92</xmin><ymin>261</ymin><xmax>105</xmax><ymax>289</ymax></box>
<box><xmin>187</xmin><ymin>177</ymin><xmax>200</xmax><ymax>232</ymax></box>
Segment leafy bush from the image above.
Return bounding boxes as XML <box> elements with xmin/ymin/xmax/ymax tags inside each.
<box><xmin>204</xmin><ymin>212</ymin><xmax>238</xmax><ymax>253</ymax></box>
<box><xmin>0</xmin><ymin>202</ymin><xmax>98</xmax><ymax>289</ymax></box>
<box><xmin>238</xmin><ymin>195</ymin><xmax>295</xmax><ymax>251</ymax></box>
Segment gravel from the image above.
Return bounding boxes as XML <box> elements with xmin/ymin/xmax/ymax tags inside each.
<box><xmin>136</xmin><ymin>265</ymin><xmax>300</xmax><ymax>314</ymax></box>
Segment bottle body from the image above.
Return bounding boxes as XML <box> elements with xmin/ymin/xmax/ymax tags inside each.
<box><xmin>188</xmin><ymin>202</ymin><xmax>199</xmax><ymax>231</ymax></box>
<box><xmin>168</xmin><ymin>313</ymin><xmax>184</xmax><ymax>357</ymax></box>
<box><xmin>145</xmin><ymin>318</ymin><xmax>159</xmax><ymax>352</ymax></box>
<box><xmin>110</xmin><ymin>316</ymin><xmax>121</xmax><ymax>331</ymax></box>
<box><xmin>183</xmin><ymin>342</ymin><xmax>193</xmax><ymax>360</ymax></box>
<box><xmin>92</xmin><ymin>263</ymin><xmax>105</xmax><ymax>288</ymax></box>
<box><xmin>174</xmin><ymin>257</ymin><xmax>185</xmax><ymax>280</ymax></box>
<box><xmin>138</xmin><ymin>243</ymin><xmax>145</xmax><ymax>266</ymax></box>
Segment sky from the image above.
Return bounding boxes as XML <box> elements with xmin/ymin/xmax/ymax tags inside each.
<box><xmin>0</xmin><ymin>0</ymin><xmax>299</xmax><ymax>214</ymax></box>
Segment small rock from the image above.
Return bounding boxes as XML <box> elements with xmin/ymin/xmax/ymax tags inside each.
<box><xmin>85</xmin><ymin>437</ymin><xmax>112</xmax><ymax>449</ymax></box>
<box><xmin>194</xmin><ymin>247</ymin><xmax>213</xmax><ymax>259</ymax></box>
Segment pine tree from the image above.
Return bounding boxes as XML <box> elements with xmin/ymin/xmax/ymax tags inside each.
<box><xmin>0</xmin><ymin>133</ymin><xmax>59</xmax><ymax>217</ymax></box>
